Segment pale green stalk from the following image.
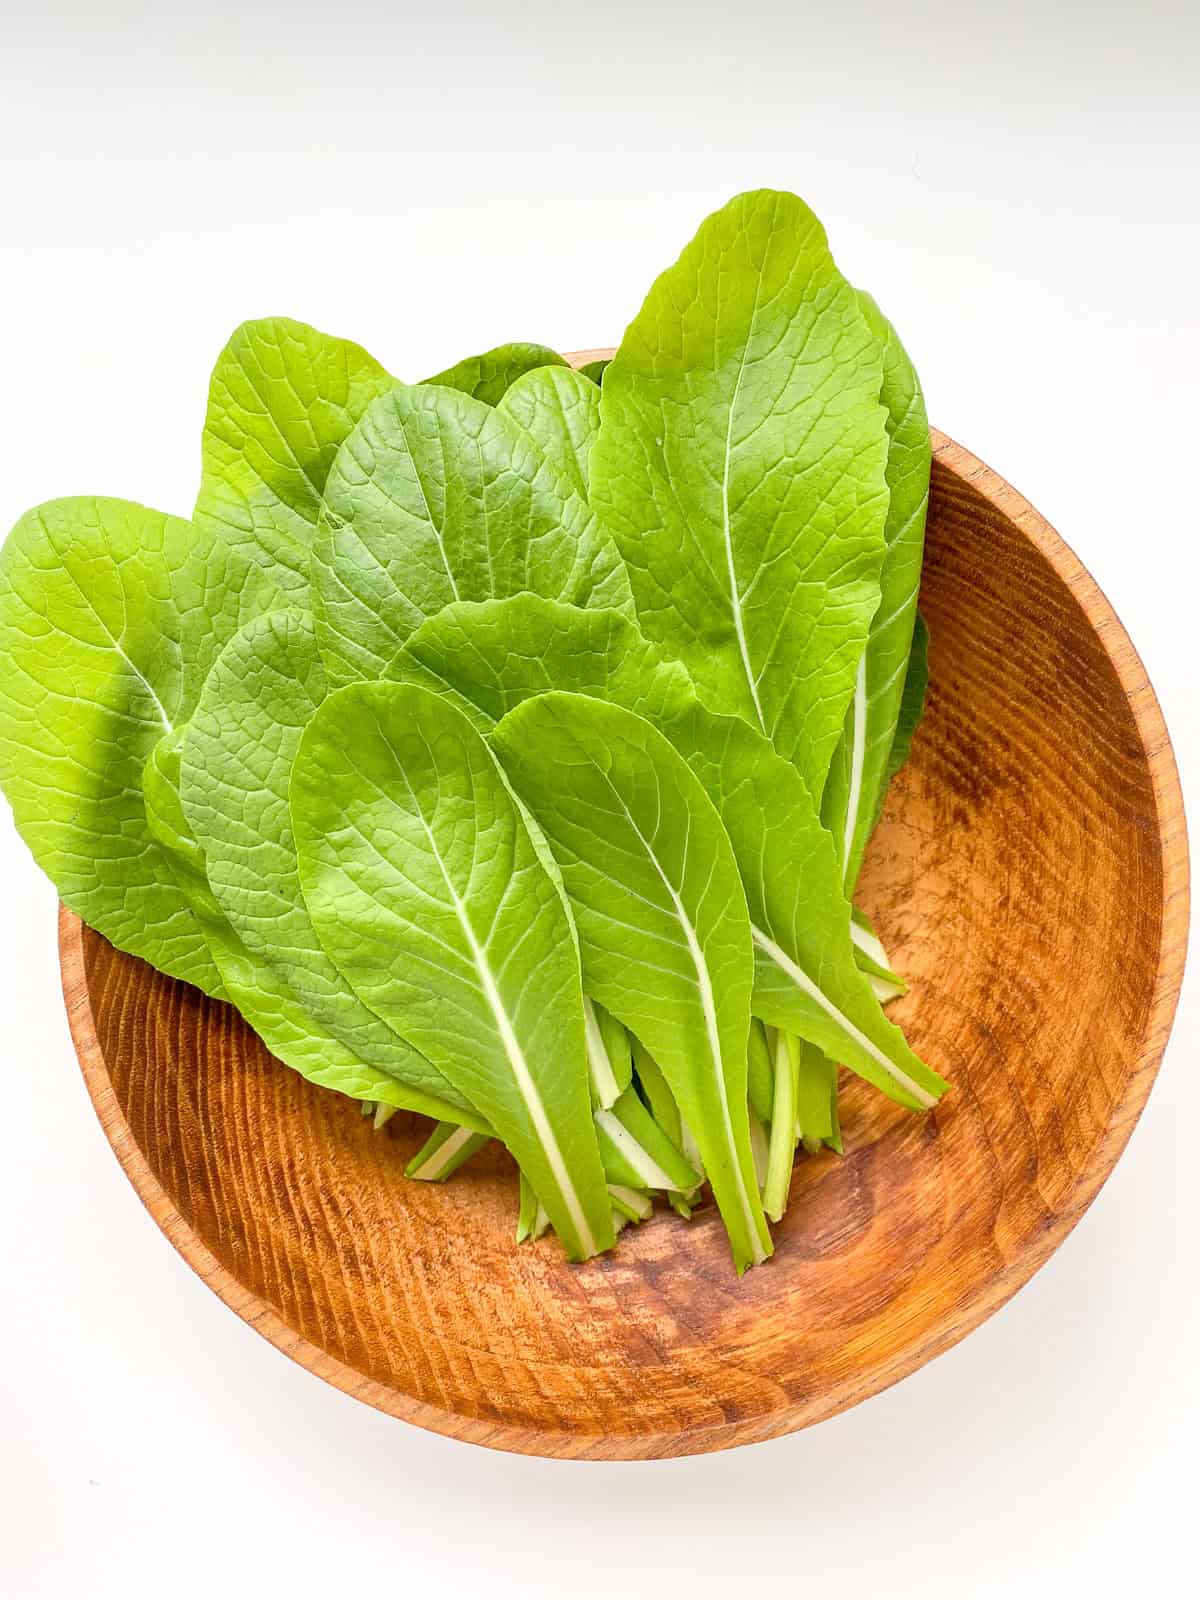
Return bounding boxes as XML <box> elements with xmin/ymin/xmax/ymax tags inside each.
<box><xmin>795</xmin><ymin>1042</ymin><xmax>841</xmax><ymax>1155</ymax></box>
<box><xmin>583</xmin><ymin>997</ymin><xmax>621</xmax><ymax>1109</ymax></box>
<box><xmin>595</xmin><ymin>1085</ymin><xmax>700</xmax><ymax>1193</ymax></box>
<box><xmin>763</xmin><ymin>1032</ymin><xmax>800</xmax><ymax>1221</ymax></box>
<box><xmin>406</xmin><ymin>1121</ymin><xmax>489</xmax><ymax>1181</ymax></box>
<box><xmin>516</xmin><ymin>1172</ymin><xmax>539</xmax><ymax>1244</ymax></box>
<box><xmin>608</xmin><ymin>1185</ymin><xmax>654</xmax><ymax>1223</ymax></box>
<box><xmin>748</xmin><ymin>1112</ymin><xmax>770</xmax><ymax>1191</ymax></box>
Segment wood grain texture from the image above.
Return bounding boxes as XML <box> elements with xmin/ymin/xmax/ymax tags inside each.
<box><xmin>58</xmin><ymin>351</ymin><xmax>1189</xmax><ymax>1460</ymax></box>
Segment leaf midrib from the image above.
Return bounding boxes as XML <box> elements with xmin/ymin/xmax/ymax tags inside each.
<box><xmin>719</xmin><ymin>261</ymin><xmax>769</xmax><ymax>734</ymax></box>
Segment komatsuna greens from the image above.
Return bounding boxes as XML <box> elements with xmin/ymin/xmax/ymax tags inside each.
<box><xmin>0</xmin><ymin>187</ymin><xmax>946</xmax><ymax>1272</ymax></box>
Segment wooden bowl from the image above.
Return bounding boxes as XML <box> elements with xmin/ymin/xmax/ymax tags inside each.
<box><xmin>59</xmin><ymin>349</ymin><xmax>1189</xmax><ymax>1460</ymax></box>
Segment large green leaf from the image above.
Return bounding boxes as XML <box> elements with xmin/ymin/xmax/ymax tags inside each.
<box><xmin>179</xmin><ymin>610</ymin><xmax>485</xmax><ymax>1126</ymax></box>
<box><xmin>424</xmin><ymin>342</ymin><xmax>567</xmax><ymax>405</ymax></box>
<box><xmin>822</xmin><ymin>295</ymin><xmax>931</xmax><ymax>886</ymax></box>
<box><xmin>491</xmin><ymin>692</ymin><xmax>773</xmax><ymax>1272</ymax></box>
<box><xmin>289</xmin><ymin>681</ymin><xmax>614</xmax><ymax>1260</ymax></box>
<box><xmin>0</xmin><ymin>497</ymin><xmax>280</xmax><ymax>993</ymax></box>
<box><xmin>310</xmin><ymin>383</ymin><xmax>633</xmax><ymax>687</ymax></box>
<box><xmin>193</xmin><ymin>317</ymin><xmax>397</xmax><ymax>598</ymax></box>
<box><xmin>403</xmin><ymin>597</ymin><xmax>946</xmax><ymax>1111</ymax></box>
<box><xmin>590</xmin><ymin>189</ymin><xmax>891</xmax><ymax>800</ymax></box>
<box><xmin>497</xmin><ymin>365</ymin><xmax>601</xmax><ymax>499</ymax></box>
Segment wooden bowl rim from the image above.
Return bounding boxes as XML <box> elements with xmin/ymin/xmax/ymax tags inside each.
<box><xmin>58</xmin><ymin>397</ymin><xmax>1190</xmax><ymax>1459</ymax></box>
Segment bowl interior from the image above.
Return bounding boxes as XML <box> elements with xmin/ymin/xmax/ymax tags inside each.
<box><xmin>62</xmin><ymin>428</ymin><xmax>1186</xmax><ymax>1459</ymax></box>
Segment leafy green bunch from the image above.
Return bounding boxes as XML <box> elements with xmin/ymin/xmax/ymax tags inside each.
<box><xmin>0</xmin><ymin>190</ymin><xmax>946</xmax><ymax>1271</ymax></box>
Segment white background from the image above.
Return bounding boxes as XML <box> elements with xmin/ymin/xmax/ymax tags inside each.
<box><xmin>2</xmin><ymin>3</ymin><xmax>1197</xmax><ymax>1595</ymax></box>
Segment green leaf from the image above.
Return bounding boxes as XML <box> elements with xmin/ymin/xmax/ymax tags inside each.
<box><xmin>424</xmin><ymin>342</ymin><xmax>567</xmax><ymax>405</ymax></box>
<box><xmin>796</xmin><ymin>1041</ymin><xmax>841</xmax><ymax>1154</ymax></box>
<box><xmin>849</xmin><ymin>904</ymin><xmax>908</xmax><ymax>1000</ymax></box>
<box><xmin>491</xmin><ymin>692</ymin><xmax>772</xmax><ymax>1273</ymax></box>
<box><xmin>403</xmin><ymin>595</ymin><xmax>689</xmax><ymax>728</ymax></box>
<box><xmin>822</xmin><ymin>297</ymin><xmax>931</xmax><ymax>886</ymax></box>
<box><xmin>497</xmin><ymin>365</ymin><xmax>601</xmax><ymax>500</ymax></box>
<box><xmin>632</xmin><ymin>1038</ymin><xmax>682</xmax><ymax>1150</ymax></box>
<box><xmin>0</xmin><ymin>497</ymin><xmax>280</xmax><ymax>993</ymax></box>
<box><xmin>842</xmin><ymin>615</ymin><xmax>929</xmax><ymax>1013</ymax></box>
<box><xmin>595</xmin><ymin>1002</ymin><xmax>634</xmax><ymax>1100</ymax></box>
<box><xmin>676</xmin><ymin>709</ymin><xmax>947</xmax><ymax>1112</ymax></box>
<box><xmin>596</xmin><ymin>1084</ymin><xmax>700</xmax><ymax>1193</ymax></box>
<box><xmin>193</xmin><ymin>317</ymin><xmax>397</xmax><ymax>598</ymax></box>
<box><xmin>310</xmin><ymin>383</ymin><xmax>633</xmax><ymax>686</ymax></box>
<box><xmin>590</xmin><ymin>188</ymin><xmax>891</xmax><ymax>799</ymax></box>
<box><xmin>746</xmin><ymin>1017</ymin><xmax>775</xmax><ymax>1125</ymax></box>
<box><xmin>399</xmin><ymin>596</ymin><xmax>947</xmax><ymax>1112</ymax></box>
<box><xmin>179</xmin><ymin>608</ymin><xmax>485</xmax><ymax>1125</ymax></box>
<box><xmin>885</xmin><ymin>610</ymin><xmax>930</xmax><ymax>788</ymax></box>
<box><xmin>583</xmin><ymin>997</ymin><xmax>621</xmax><ymax>1109</ymax></box>
<box><xmin>596</xmin><ymin>1121</ymin><xmax>655</xmax><ymax>1191</ymax></box>
<box><xmin>516</xmin><ymin>1172</ymin><xmax>540</xmax><ymax>1244</ymax></box>
<box><xmin>577</xmin><ymin>359</ymin><xmax>610</xmax><ymax>386</ymax></box>
<box><xmin>290</xmin><ymin>681</ymin><xmax>615</xmax><ymax>1261</ymax></box>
